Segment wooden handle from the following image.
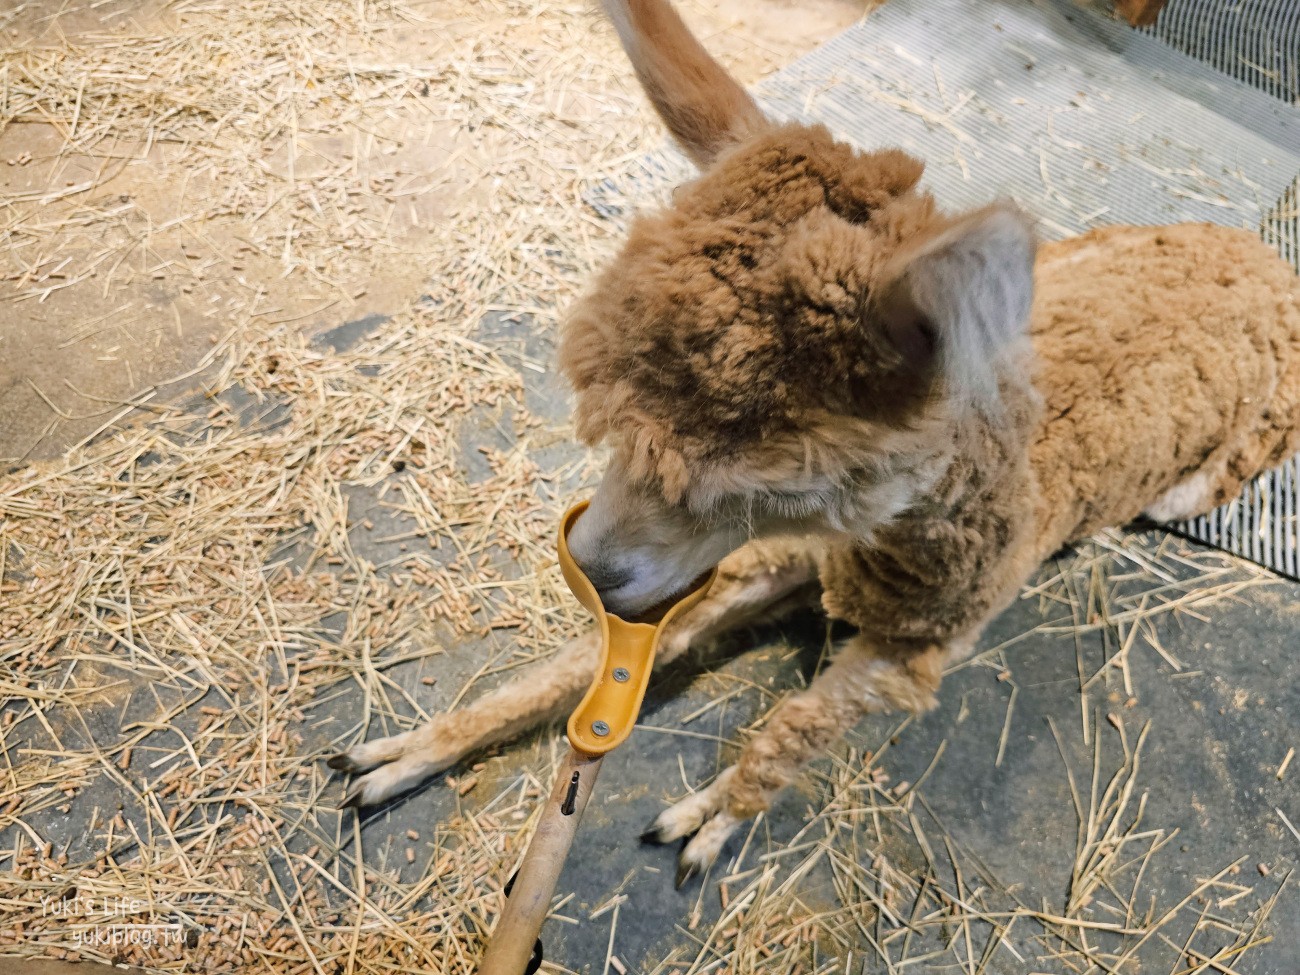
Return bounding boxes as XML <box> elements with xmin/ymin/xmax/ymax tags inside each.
<box><xmin>478</xmin><ymin>502</ymin><xmax>717</xmax><ymax>971</ymax></box>
<box><xmin>478</xmin><ymin>749</ymin><xmax>603</xmax><ymax>975</ymax></box>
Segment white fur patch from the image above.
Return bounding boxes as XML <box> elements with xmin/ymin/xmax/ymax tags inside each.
<box><xmin>679</xmin><ymin>810</ymin><xmax>742</xmax><ymax>873</ymax></box>
<box><xmin>647</xmin><ymin>768</ymin><xmax>735</xmax><ymax>842</ymax></box>
<box><xmin>1144</xmin><ymin>470</ymin><xmax>1215</xmax><ymax>522</ymax></box>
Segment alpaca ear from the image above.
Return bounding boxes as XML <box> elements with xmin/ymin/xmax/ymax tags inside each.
<box><xmin>603</xmin><ymin>0</ymin><xmax>768</xmax><ymax>167</ymax></box>
<box><xmin>876</xmin><ymin>205</ymin><xmax>1036</xmax><ymax>401</ymax></box>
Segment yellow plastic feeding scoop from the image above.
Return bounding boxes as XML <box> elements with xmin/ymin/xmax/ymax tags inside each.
<box><xmin>477</xmin><ymin>501</ymin><xmax>715</xmax><ymax>975</ymax></box>
<box><xmin>558</xmin><ymin>501</ymin><xmax>715</xmax><ymax>755</ymax></box>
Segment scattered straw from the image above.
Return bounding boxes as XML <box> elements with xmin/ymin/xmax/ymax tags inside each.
<box><xmin>1</xmin><ymin>0</ymin><xmax>654</xmax><ymax>968</ymax></box>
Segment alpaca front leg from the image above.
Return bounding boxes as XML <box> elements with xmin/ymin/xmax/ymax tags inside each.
<box><xmin>329</xmin><ymin>537</ymin><xmax>822</xmax><ymax>807</ymax></box>
<box><xmin>329</xmin><ymin>629</ymin><xmax>602</xmax><ymax>807</ymax></box>
<box><xmin>644</xmin><ymin>636</ymin><xmax>944</xmax><ymax>885</ymax></box>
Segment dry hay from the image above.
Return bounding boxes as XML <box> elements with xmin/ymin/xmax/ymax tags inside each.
<box><xmin>0</xmin><ymin>0</ymin><xmax>653</xmax><ymax>460</ymax></box>
<box><xmin>627</xmin><ymin>534</ymin><xmax>1290</xmax><ymax>973</ymax></box>
<box><xmin>643</xmin><ymin>720</ymin><xmax>1288</xmax><ymax>974</ymax></box>
<box><xmin>0</xmin><ymin>250</ymin><xmax>597</xmax><ymax>970</ymax></box>
<box><xmin>0</xmin><ymin>0</ymin><xmax>592</xmax><ymax>299</ymax></box>
<box><xmin>0</xmin><ymin>0</ymin><xmax>1294</xmax><ymax>972</ymax></box>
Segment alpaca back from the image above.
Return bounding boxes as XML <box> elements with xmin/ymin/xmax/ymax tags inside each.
<box><xmin>1028</xmin><ymin>223</ymin><xmax>1300</xmax><ymax>548</ymax></box>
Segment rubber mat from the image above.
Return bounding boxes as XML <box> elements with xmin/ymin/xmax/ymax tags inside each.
<box><xmin>586</xmin><ymin>0</ymin><xmax>1300</xmax><ymax>579</ymax></box>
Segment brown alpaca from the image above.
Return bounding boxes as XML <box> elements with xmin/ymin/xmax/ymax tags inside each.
<box><xmin>331</xmin><ymin>0</ymin><xmax>1300</xmax><ymax>883</ymax></box>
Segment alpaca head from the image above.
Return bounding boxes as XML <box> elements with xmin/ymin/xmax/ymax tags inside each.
<box><xmin>560</xmin><ymin>0</ymin><xmax>1036</xmax><ymax>618</ymax></box>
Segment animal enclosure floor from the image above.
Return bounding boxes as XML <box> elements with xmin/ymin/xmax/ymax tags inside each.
<box><xmin>5</xmin><ymin>304</ymin><xmax>1297</xmax><ymax>973</ymax></box>
<box><xmin>0</xmin><ymin>0</ymin><xmax>863</xmax><ymax>464</ymax></box>
<box><xmin>2</xmin><ymin>0</ymin><xmax>1299</xmax><ymax>972</ymax></box>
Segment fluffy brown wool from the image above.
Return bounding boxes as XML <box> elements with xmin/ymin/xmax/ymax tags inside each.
<box><xmin>823</xmin><ymin>223</ymin><xmax>1300</xmax><ymax>649</ymax></box>
<box><xmin>561</xmin><ymin>126</ymin><xmax>940</xmax><ymax>501</ymax></box>
<box><xmin>333</xmin><ymin>0</ymin><xmax>1300</xmax><ymax>883</ymax></box>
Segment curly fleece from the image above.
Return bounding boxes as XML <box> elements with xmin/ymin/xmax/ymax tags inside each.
<box><xmin>563</xmin><ymin>128</ymin><xmax>1300</xmax><ymax>650</ymax></box>
<box><xmin>562</xmin><ymin>126</ymin><xmax>942</xmax><ymax>502</ymax></box>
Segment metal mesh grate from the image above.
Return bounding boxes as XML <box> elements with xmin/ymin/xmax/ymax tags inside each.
<box><xmin>1144</xmin><ymin>0</ymin><xmax>1300</xmax><ymax>579</ymax></box>
<box><xmin>1145</xmin><ymin>0</ymin><xmax>1300</xmax><ymax>103</ymax></box>
<box><xmin>1183</xmin><ymin>455</ymin><xmax>1300</xmax><ymax>578</ymax></box>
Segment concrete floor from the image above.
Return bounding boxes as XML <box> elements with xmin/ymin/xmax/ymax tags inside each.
<box><xmin>106</xmin><ymin>307</ymin><xmax>1287</xmax><ymax>972</ymax></box>
<box><xmin>0</xmin><ymin>0</ymin><xmax>870</xmax><ymax>465</ymax></box>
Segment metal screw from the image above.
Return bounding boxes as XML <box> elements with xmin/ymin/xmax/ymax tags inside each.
<box><xmin>591</xmin><ymin>720</ymin><xmax>610</xmax><ymax>737</ymax></box>
<box><xmin>612</xmin><ymin>667</ymin><xmax>630</xmax><ymax>683</ymax></box>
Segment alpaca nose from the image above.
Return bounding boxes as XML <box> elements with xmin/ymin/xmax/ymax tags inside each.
<box><xmin>578</xmin><ymin>558</ymin><xmax>635</xmax><ymax>596</ymax></box>
<box><xmin>564</xmin><ymin>505</ymin><xmax>634</xmax><ymax>593</ymax></box>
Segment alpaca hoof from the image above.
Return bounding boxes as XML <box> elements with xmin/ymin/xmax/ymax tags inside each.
<box><xmin>340</xmin><ymin>784</ymin><xmax>365</xmax><ymax>810</ymax></box>
<box><xmin>643</xmin><ymin>767</ymin><xmax>736</xmax><ymax>844</ymax></box>
<box><xmin>330</xmin><ymin>729</ymin><xmax>454</xmax><ymax>807</ymax></box>
<box><xmin>675</xmin><ymin>811</ymin><xmax>741</xmax><ymax>884</ymax></box>
<box><xmin>643</xmin><ymin>769</ymin><xmax>748</xmax><ymax>886</ymax></box>
<box><xmin>674</xmin><ymin>861</ymin><xmax>698</xmax><ymax>889</ymax></box>
<box><xmin>640</xmin><ymin>817</ymin><xmax>669</xmax><ymax>845</ymax></box>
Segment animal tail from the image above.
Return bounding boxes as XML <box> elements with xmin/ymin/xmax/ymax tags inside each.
<box><xmin>602</xmin><ymin>0</ymin><xmax>768</xmax><ymax>167</ymax></box>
